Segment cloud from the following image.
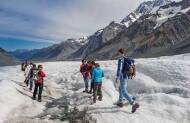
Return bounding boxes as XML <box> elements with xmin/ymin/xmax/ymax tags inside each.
<box><xmin>0</xmin><ymin>0</ymin><xmax>142</xmax><ymax>43</ymax></box>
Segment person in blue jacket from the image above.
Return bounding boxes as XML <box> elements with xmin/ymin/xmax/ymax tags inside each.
<box><xmin>116</xmin><ymin>48</ymin><xmax>139</xmax><ymax>113</ymax></box>
<box><xmin>91</xmin><ymin>63</ymin><xmax>104</xmax><ymax>103</ymax></box>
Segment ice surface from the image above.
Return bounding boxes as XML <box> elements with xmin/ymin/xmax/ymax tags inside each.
<box><xmin>0</xmin><ymin>54</ymin><xmax>190</xmax><ymax>123</ymax></box>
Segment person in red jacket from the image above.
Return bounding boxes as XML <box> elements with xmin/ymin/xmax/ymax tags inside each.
<box><xmin>80</xmin><ymin>59</ymin><xmax>91</xmax><ymax>93</ymax></box>
<box><xmin>32</xmin><ymin>65</ymin><xmax>46</xmax><ymax>102</ymax></box>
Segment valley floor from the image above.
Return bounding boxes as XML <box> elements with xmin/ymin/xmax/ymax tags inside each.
<box><xmin>0</xmin><ymin>54</ymin><xmax>190</xmax><ymax>123</ymax></box>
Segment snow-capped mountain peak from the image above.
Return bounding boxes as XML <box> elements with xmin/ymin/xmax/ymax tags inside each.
<box><xmin>153</xmin><ymin>0</ymin><xmax>190</xmax><ymax>29</ymax></box>
<box><xmin>75</xmin><ymin>36</ymin><xmax>89</xmax><ymax>45</ymax></box>
<box><xmin>136</xmin><ymin>0</ymin><xmax>172</xmax><ymax>14</ymax></box>
<box><xmin>121</xmin><ymin>0</ymin><xmax>172</xmax><ymax>27</ymax></box>
<box><xmin>67</xmin><ymin>36</ymin><xmax>88</xmax><ymax>45</ymax></box>
<box><xmin>153</xmin><ymin>0</ymin><xmax>172</xmax><ymax>7</ymax></box>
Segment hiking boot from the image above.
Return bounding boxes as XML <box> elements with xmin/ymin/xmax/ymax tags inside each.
<box><xmin>93</xmin><ymin>100</ymin><xmax>96</xmax><ymax>103</ymax></box>
<box><xmin>83</xmin><ymin>90</ymin><xmax>88</xmax><ymax>93</ymax></box>
<box><xmin>87</xmin><ymin>91</ymin><xmax>92</xmax><ymax>94</ymax></box>
<box><xmin>38</xmin><ymin>99</ymin><xmax>42</xmax><ymax>102</ymax></box>
<box><xmin>131</xmin><ymin>103</ymin><xmax>140</xmax><ymax>113</ymax></box>
<box><xmin>117</xmin><ymin>102</ymin><xmax>124</xmax><ymax>107</ymax></box>
<box><xmin>88</xmin><ymin>91</ymin><xmax>92</xmax><ymax>94</ymax></box>
<box><xmin>98</xmin><ymin>97</ymin><xmax>102</xmax><ymax>101</ymax></box>
<box><xmin>32</xmin><ymin>97</ymin><xmax>36</xmax><ymax>100</ymax></box>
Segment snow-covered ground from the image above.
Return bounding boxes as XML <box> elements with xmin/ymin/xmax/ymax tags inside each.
<box><xmin>0</xmin><ymin>54</ymin><xmax>190</xmax><ymax>123</ymax></box>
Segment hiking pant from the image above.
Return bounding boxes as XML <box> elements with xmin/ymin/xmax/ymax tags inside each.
<box><xmin>33</xmin><ymin>83</ymin><xmax>43</xmax><ymax>100</ymax></box>
<box><xmin>119</xmin><ymin>75</ymin><xmax>134</xmax><ymax>105</ymax></box>
<box><xmin>26</xmin><ymin>78</ymin><xmax>29</xmax><ymax>86</ymax></box>
<box><xmin>83</xmin><ymin>76</ymin><xmax>90</xmax><ymax>91</ymax></box>
<box><xmin>90</xmin><ymin>81</ymin><xmax>94</xmax><ymax>93</ymax></box>
<box><xmin>93</xmin><ymin>83</ymin><xmax>102</xmax><ymax>103</ymax></box>
<box><xmin>29</xmin><ymin>78</ymin><xmax>33</xmax><ymax>90</ymax></box>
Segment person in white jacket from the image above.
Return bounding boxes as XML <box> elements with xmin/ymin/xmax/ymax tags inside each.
<box><xmin>24</xmin><ymin>62</ymin><xmax>32</xmax><ymax>85</ymax></box>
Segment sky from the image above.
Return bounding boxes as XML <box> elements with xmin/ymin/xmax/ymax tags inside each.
<box><xmin>0</xmin><ymin>0</ymin><xmax>182</xmax><ymax>51</ymax></box>
<box><xmin>0</xmin><ymin>0</ymin><xmax>145</xmax><ymax>51</ymax></box>
<box><xmin>0</xmin><ymin>38</ymin><xmax>53</xmax><ymax>51</ymax></box>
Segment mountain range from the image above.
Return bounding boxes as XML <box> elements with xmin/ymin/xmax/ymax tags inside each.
<box><xmin>9</xmin><ymin>0</ymin><xmax>190</xmax><ymax>62</ymax></box>
<box><xmin>10</xmin><ymin>38</ymin><xmax>87</xmax><ymax>61</ymax></box>
<box><xmin>0</xmin><ymin>48</ymin><xmax>19</xmax><ymax>66</ymax></box>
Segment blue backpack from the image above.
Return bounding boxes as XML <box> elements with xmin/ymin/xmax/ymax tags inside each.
<box><xmin>122</xmin><ymin>57</ymin><xmax>136</xmax><ymax>78</ymax></box>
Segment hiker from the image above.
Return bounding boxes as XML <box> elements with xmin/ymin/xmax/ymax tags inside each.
<box><xmin>115</xmin><ymin>48</ymin><xmax>139</xmax><ymax>113</ymax></box>
<box><xmin>33</xmin><ymin>65</ymin><xmax>46</xmax><ymax>102</ymax></box>
<box><xmin>87</xmin><ymin>60</ymin><xmax>93</xmax><ymax>75</ymax></box>
<box><xmin>24</xmin><ymin>62</ymin><xmax>33</xmax><ymax>86</ymax></box>
<box><xmin>28</xmin><ymin>64</ymin><xmax>38</xmax><ymax>91</ymax></box>
<box><xmin>21</xmin><ymin>62</ymin><xmax>25</xmax><ymax>71</ymax></box>
<box><xmin>21</xmin><ymin>60</ymin><xmax>28</xmax><ymax>71</ymax></box>
<box><xmin>89</xmin><ymin>61</ymin><xmax>96</xmax><ymax>94</ymax></box>
<box><xmin>80</xmin><ymin>59</ymin><xmax>91</xmax><ymax>93</ymax></box>
<box><xmin>91</xmin><ymin>63</ymin><xmax>104</xmax><ymax>103</ymax></box>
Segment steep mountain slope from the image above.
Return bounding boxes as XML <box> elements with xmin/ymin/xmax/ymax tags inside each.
<box><xmin>0</xmin><ymin>48</ymin><xmax>19</xmax><ymax>66</ymax></box>
<box><xmin>69</xmin><ymin>0</ymin><xmax>175</xmax><ymax>60</ymax></box>
<box><xmin>71</xmin><ymin>0</ymin><xmax>190</xmax><ymax>60</ymax></box>
<box><xmin>69</xmin><ymin>21</ymin><xmax>126</xmax><ymax>60</ymax></box>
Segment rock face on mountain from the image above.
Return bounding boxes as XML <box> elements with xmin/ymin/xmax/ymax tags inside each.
<box><xmin>0</xmin><ymin>48</ymin><xmax>19</xmax><ymax>66</ymax></box>
<box><xmin>182</xmin><ymin>0</ymin><xmax>190</xmax><ymax>9</ymax></box>
<box><xmin>121</xmin><ymin>0</ymin><xmax>171</xmax><ymax>27</ymax></box>
<box><xmin>88</xmin><ymin>10</ymin><xmax>190</xmax><ymax>59</ymax></box>
<box><xmin>11</xmin><ymin>38</ymin><xmax>86</xmax><ymax>61</ymax></box>
<box><xmin>69</xmin><ymin>21</ymin><xmax>126</xmax><ymax>59</ymax></box>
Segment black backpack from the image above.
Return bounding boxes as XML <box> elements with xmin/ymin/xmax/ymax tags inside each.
<box><xmin>122</xmin><ymin>57</ymin><xmax>136</xmax><ymax>78</ymax></box>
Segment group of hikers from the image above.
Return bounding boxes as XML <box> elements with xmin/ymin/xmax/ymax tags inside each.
<box><xmin>20</xmin><ymin>48</ymin><xmax>139</xmax><ymax>113</ymax></box>
<box><xmin>80</xmin><ymin>48</ymin><xmax>139</xmax><ymax>113</ymax></box>
<box><xmin>21</xmin><ymin>61</ymin><xmax>46</xmax><ymax>102</ymax></box>
<box><xmin>80</xmin><ymin>60</ymin><xmax>104</xmax><ymax>103</ymax></box>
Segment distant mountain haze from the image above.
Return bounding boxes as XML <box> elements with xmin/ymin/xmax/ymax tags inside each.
<box><xmin>11</xmin><ymin>38</ymin><xmax>87</xmax><ymax>61</ymax></box>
